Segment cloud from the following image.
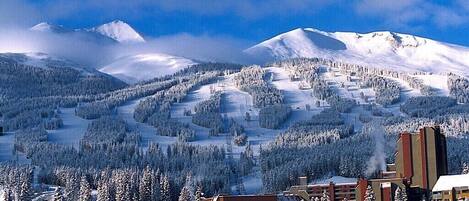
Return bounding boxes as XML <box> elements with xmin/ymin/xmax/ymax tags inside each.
<box><xmin>114</xmin><ymin>33</ymin><xmax>253</xmax><ymax>64</ymax></box>
<box><xmin>0</xmin><ymin>26</ymin><xmax>253</xmax><ymax>68</ymax></box>
<box><xmin>354</xmin><ymin>0</ymin><xmax>469</xmax><ymax>29</ymax></box>
<box><xmin>0</xmin><ymin>28</ymin><xmax>116</xmax><ymax>67</ymax></box>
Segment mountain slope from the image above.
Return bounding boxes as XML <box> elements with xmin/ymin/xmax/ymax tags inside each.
<box><xmin>245</xmin><ymin>28</ymin><xmax>469</xmax><ymax>76</ymax></box>
<box><xmin>0</xmin><ymin>52</ymin><xmax>127</xmax><ymax>98</ymax></box>
<box><xmin>99</xmin><ymin>53</ymin><xmax>196</xmax><ymax>84</ymax></box>
<box><xmin>89</xmin><ymin>20</ymin><xmax>145</xmax><ymax>43</ymax></box>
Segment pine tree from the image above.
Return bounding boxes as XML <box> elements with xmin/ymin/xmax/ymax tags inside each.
<box><xmin>178</xmin><ymin>186</ymin><xmax>192</xmax><ymax>201</ymax></box>
<box><xmin>139</xmin><ymin>167</ymin><xmax>152</xmax><ymax>201</ymax></box>
<box><xmin>394</xmin><ymin>186</ymin><xmax>408</xmax><ymax>201</ymax></box>
<box><xmin>2</xmin><ymin>188</ymin><xmax>12</xmax><ymax>201</ymax></box>
<box><xmin>462</xmin><ymin>162</ymin><xmax>469</xmax><ymax>174</ymax></box>
<box><xmin>364</xmin><ymin>185</ymin><xmax>375</xmax><ymax>201</ymax></box>
<box><xmin>151</xmin><ymin>169</ymin><xmax>161</xmax><ymax>201</ymax></box>
<box><xmin>160</xmin><ymin>175</ymin><xmax>171</xmax><ymax>201</ymax></box>
<box><xmin>18</xmin><ymin>176</ymin><xmax>31</xmax><ymax>201</ymax></box>
<box><xmin>195</xmin><ymin>184</ymin><xmax>203</xmax><ymax>201</ymax></box>
<box><xmin>79</xmin><ymin>175</ymin><xmax>91</xmax><ymax>201</ymax></box>
<box><xmin>65</xmin><ymin>172</ymin><xmax>80</xmax><ymax>201</ymax></box>
<box><xmin>54</xmin><ymin>187</ymin><xmax>64</xmax><ymax>201</ymax></box>
<box><xmin>97</xmin><ymin>178</ymin><xmax>111</xmax><ymax>201</ymax></box>
<box><xmin>321</xmin><ymin>189</ymin><xmax>330</xmax><ymax>201</ymax></box>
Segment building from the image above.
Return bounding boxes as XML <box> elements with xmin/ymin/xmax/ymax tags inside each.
<box><xmin>284</xmin><ymin>126</ymin><xmax>448</xmax><ymax>201</ymax></box>
<box><xmin>432</xmin><ymin>174</ymin><xmax>469</xmax><ymax>201</ymax></box>
<box><xmin>357</xmin><ymin>126</ymin><xmax>448</xmax><ymax>201</ymax></box>
<box><xmin>284</xmin><ymin>176</ymin><xmax>357</xmax><ymax>201</ymax></box>
<box><xmin>205</xmin><ymin>195</ymin><xmax>300</xmax><ymax>201</ymax></box>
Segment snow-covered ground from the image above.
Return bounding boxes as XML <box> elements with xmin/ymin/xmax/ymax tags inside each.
<box><xmin>99</xmin><ymin>53</ymin><xmax>196</xmax><ymax>84</ymax></box>
<box><xmin>0</xmin><ymin>132</ymin><xmax>30</xmax><ymax>164</ymax></box>
<box><xmin>47</xmin><ymin>108</ymin><xmax>90</xmax><ymax>149</ymax></box>
<box><xmin>0</xmin><ymin>132</ymin><xmax>15</xmax><ymax>161</ymax></box>
<box><xmin>414</xmin><ymin>74</ymin><xmax>450</xmax><ymax>96</ymax></box>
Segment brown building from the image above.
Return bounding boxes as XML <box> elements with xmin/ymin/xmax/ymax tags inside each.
<box><xmin>284</xmin><ymin>126</ymin><xmax>448</xmax><ymax>201</ymax></box>
<box><xmin>284</xmin><ymin>176</ymin><xmax>357</xmax><ymax>201</ymax></box>
<box><xmin>204</xmin><ymin>195</ymin><xmax>300</xmax><ymax>201</ymax></box>
<box><xmin>357</xmin><ymin>126</ymin><xmax>448</xmax><ymax>201</ymax></box>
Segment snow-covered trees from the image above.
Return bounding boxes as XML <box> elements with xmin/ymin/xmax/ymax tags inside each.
<box><xmin>79</xmin><ymin>175</ymin><xmax>91</xmax><ymax>201</ymax></box>
<box><xmin>362</xmin><ymin>75</ymin><xmax>400</xmax><ymax>106</ymax></box>
<box><xmin>326</xmin><ymin>95</ymin><xmax>356</xmax><ymax>113</ymax></box>
<box><xmin>233</xmin><ymin>134</ymin><xmax>248</xmax><ymax>146</ymax></box>
<box><xmin>234</xmin><ymin>66</ymin><xmax>284</xmax><ymax>107</ymax></box>
<box><xmin>0</xmin><ymin>165</ymin><xmax>33</xmax><ymax>201</ymax></box>
<box><xmin>321</xmin><ymin>190</ymin><xmax>330</xmax><ymax>201</ymax></box>
<box><xmin>192</xmin><ymin>92</ymin><xmax>224</xmax><ymax>135</ymax></box>
<box><xmin>259</xmin><ymin>105</ymin><xmax>292</xmax><ymax>129</ymax></box>
<box><xmin>394</xmin><ymin>186</ymin><xmax>408</xmax><ymax>201</ymax></box>
<box><xmin>364</xmin><ymin>185</ymin><xmax>375</xmax><ymax>201</ymax></box>
<box><xmin>448</xmin><ymin>74</ymin><xmax>469</xmax><ymax>103</ymax></box>
<box><xmin>462</xmin><ymin>162</ymin><xmax>469</xmax><ymax>174</ymax></box>
<box><xmin>80</xmin><ymin>116</ymin><xmax>135</xmax><ymax>147</ymax></box>
<box><xmin>399</xmin><ymin>96</ymin><xmax>469</xmax><ymax>118</ymax></box>
<box><xmin>0</xmin><ymin>58</ymin><xmax>126</xmax><ymax>99</ymax></box>
<box><xmin>269</xmin><ymin>109</ymin><xmax>353</xmax><ymax>148</ymax></box>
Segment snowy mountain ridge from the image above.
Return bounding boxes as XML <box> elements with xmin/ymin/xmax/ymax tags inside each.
<box><xmin>245</xmin><ymin>28</ymin><xmax>469</xmax><ymax>76</ymax></box>
<box><xmin>30</xmin><ymin>20</ymin><xmax>145</xmax><ymax>44</ymax></box>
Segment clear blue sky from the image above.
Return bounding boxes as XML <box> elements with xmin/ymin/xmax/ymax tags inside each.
<box><xmin>3</xmin><ymin>0</ymin><xmax>469</xmax><ymax>47</ymax></box>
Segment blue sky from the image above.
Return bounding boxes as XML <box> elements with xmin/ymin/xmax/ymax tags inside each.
<box><xmin>2</xmin><ymin>0</ymin><xmax>469</xmax><ymax>47</ymax></box>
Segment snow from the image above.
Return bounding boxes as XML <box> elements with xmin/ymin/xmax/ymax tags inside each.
<box><xmin>432</xmin><ymin>174</ymin><xmax>469</xmax><ymax>191</ymax></box>
<box><xmin>0</xmin><ymin>132</ymin><xmax>15</xmax><ymax>161</ymax></box>
<box><xmin>30</xmin><ymin>22</ymin><xmax>68</xmax><ymax>33</ymax></box>
<box><xmin>312</xmin><ymin>176</ymin><xmax>357</xmax><ymax>185</ymax></box>
<box><xmin>414</xmin><ymin>74</ymin><xmax>450</xmax><ymax>96</ymax></box>
<box><xmin>47</xmin><ymin>108</ymin><xmax>90</xmax><ymax>149</ymax></box>
<box><xmin>90</xmin><ymin>20</ymin><xmax>145</xmax><ymax>43</ymax></box>
<box><xmin>99</xmin><ymin>53</ymin><xmax>196</xmax><ymax>84</ymax></box>
<box><xmin>0</xmin><ymin>132</ymin><xmax>30</xmax><ymax>164</ymax></box>
<box><xmin>245</xmin><ymin>28</ymin><xmax>469</xmax><ymax>77</ymax></box>
<box><xmin>30</xmin><ymin>20</ymin><xmax>143</xmax><ymax>44</ymax></box>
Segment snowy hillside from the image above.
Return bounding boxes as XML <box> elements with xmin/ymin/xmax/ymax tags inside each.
<box><xmin>0</xmin><ymin>52</ymin><xmax>96</xmax><ymax>73</ymax></box>
<box><xmin>89</xmin><ymin>20</ymin><xmax>145</xmax><ymax>43</ymax></box>
<box><xmin>99</xmin><ymin>53</ymin><xmax>196</xmax><ymax>84</ymax></box>
<box><xmin>245</xmin><ymin>28</ymin><xmax>469</xmax><ymax>76</ymax></box>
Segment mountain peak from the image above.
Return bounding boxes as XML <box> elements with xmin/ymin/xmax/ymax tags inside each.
<box><xmin>92</xmin><ymin>20</ymin><xmax>145</xmax><ymax>43</ymax></box>
<box><xmin>246</xmin><ymin>27</ymin><xmax>469</xmax><ymax>76</ymax></box>
<box><xmin>30</xmin><ymin>22</ymin><xmax>68</xmax><ymax>33</ymax></box>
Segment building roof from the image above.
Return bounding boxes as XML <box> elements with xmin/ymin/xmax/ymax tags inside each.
<box><xmin>433</xmin><ymin>174</ymin><xmax>469</xmax><ymax>191</ymax></box>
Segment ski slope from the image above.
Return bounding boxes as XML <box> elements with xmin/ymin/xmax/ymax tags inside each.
<box><xmin>47</xmin><ymin>108</ymin><xmax>90</xmax><ymax>149</ymax></box>
<box><xmin>99</xmin><ymin>53</ymin><xmax>196</xmax><ymax>84</ymax></box>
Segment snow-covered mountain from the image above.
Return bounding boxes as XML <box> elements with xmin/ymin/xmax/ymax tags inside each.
<box><xmin>30</xmin><ymin>22</ymin><xmax>69</xmax><ymax>33</ymax></box>
<box><xmin>99</xmin><ymin>53</ymin><xmax>196</xmax><ymax>84</ymax></box>
<box><xmin>30</xmin><ymin>20</ymin><xmax>144</xmax><ymax>44</ymax></box>
<box><xmin>0</xmin><ymin>52</ymin><xmax>96</xmax><ymax>73</ymax></box>
<box><xmin>245</xmin><ymin>28</ymin><xmax>469</xmax><ymax>76</ymax></box>
<box><xmin>89</xmin><ymin>20</ymin><xmax>145</xmax><ymax>43</ymax></box>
